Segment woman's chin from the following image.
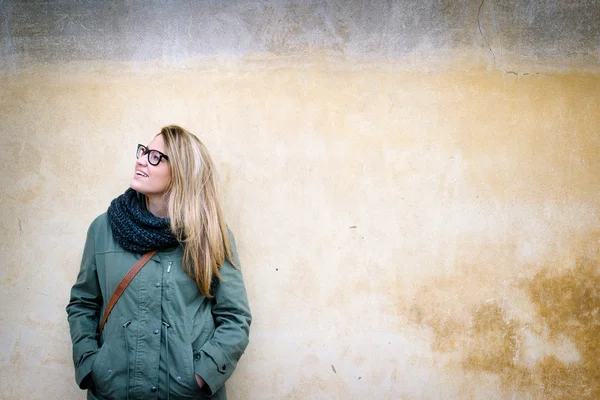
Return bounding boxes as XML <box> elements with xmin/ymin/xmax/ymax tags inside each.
<box><xmin>130</xmin><ymin>180</ymin><xmax>143</xmax><ymax>193</ymax></box>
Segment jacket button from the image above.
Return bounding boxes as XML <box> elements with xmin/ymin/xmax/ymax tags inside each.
<box><xmin>153</xmin><ymin>328</ymin><xmax>159</xmax><ymax>334</ymax></box>
<box><xmin>154</xmin><ymin>282</ymin><xmax>161</xmax><ymax>287</ymax></box>
<box><xmin>151</xmin><ymin>386</ymin><xmax>157</xmax><ymax>392</ymax></box>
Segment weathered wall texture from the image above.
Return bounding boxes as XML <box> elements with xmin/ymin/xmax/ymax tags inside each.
<box><xmin>1</xmin><ymin>1</ymin><xmax>599</xmax><ymax>399</ymax></box>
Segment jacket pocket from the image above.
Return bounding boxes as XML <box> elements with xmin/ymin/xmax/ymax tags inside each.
<box><xmin>165</xmin><ymin>329</ymin><xmax>201</xmax><ymax>398</ymax></box>
<box><xmin>91</xmin><ymin>319</ymin><xmax>129</xmax><ymax>399</ymax></box>
<box><xmin>166</xmin><ymin>262</ymin><xmax>201</xmax><ymax>304</ymax></box>
<box><xmin>91</xmin><ymin>343</ymin><xmax>116</xmax><ymax>397</ymax></box>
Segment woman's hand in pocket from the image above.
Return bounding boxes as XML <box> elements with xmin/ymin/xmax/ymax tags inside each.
<box><xmin>195</xmin><ymin>373</ymin><xmax>205</xmax><ymax>388</ymax></box>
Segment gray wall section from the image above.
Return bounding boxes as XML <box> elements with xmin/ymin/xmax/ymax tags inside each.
<box><xmin>1</xmin><ymin>0</ymin><xmax>599</xmax><ymax>71</ymax></box>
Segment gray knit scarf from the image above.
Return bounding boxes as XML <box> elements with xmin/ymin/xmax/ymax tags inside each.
<box><xmin>107</xmin><ymin>188</ymin><xmax>179</xmax><ymax>253</ymax></box>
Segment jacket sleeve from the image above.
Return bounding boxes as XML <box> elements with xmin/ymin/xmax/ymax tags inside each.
<box><xmin>194</xmin><ymin>232</ymin><xmax>252</xmax><ymax>396</ymax></box>
<box><xmin>66</xmin><ymin>222</ymin><xmax>102</xmax><ymax>389</ymax></box>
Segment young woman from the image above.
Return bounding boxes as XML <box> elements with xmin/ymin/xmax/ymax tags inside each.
<box><xmin>67</xmin><ymin>125</ymin><xmax>251</xmax><ymax>399</ymax></box>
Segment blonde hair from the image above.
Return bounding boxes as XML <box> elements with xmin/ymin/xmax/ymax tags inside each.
<box><xmin>160</xmin><ymin>125</ymin><xmax>234</xmax><ymax>298</ymax></box>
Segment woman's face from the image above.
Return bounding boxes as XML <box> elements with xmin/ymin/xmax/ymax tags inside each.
<box><xmin>130</xmin><ymin>134</ymin><xmax>172</xmax><ymax>197</ymax></box>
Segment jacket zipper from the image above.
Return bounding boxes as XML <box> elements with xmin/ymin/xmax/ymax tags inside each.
<box><xmin>123</xmin><ymin>320</ymin><xmax>132</xmax><ymax>400</ymax></box>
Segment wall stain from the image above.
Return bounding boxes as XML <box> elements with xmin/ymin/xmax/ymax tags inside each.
<box><xmin>462</xmin><ymin>302</ymin><xmax>533</xmax><ymax>392</ymax></box>
<box><xmin>428</xmin><ymin>314</ymin><xmax>463</xmax><ymax>353</ymax></box>
<box><xmin>527</xmin><ymin>258</ymin><xmax>600</xmax><ymax>398</ymax></box>
<box><xmin>413</xmin><ymin>246</ymin><xmax>600</xmax><ymax>398</ymax></box>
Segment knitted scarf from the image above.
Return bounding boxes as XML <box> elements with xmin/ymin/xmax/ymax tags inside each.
<box><xmin>107</xmin><ymin>188</ymin><xmax>179</xmax><ymax>253</ymax></box>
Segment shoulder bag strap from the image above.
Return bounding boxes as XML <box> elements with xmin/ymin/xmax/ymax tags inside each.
<box><xmin>99</xmin><ymin>249</ymin><xmax>158</xmax><ymax>335</ymax></box>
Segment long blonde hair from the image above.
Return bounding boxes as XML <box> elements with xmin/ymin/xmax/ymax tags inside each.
<box><xmin>160</xmin><ymin>125</ymin><xmax>233</xmax><ymax>298</ymax></box>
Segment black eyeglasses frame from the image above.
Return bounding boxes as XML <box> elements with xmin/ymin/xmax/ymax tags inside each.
<box><xmin>136</xmin><ymin>144</ymin><xmax>170</xmax><ymax>166</ymax></box>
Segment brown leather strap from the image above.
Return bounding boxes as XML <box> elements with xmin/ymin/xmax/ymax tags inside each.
<box><xmin>99</xmin><ymin>249</ymin><xmax>158</xmax><ymax>335</ymax></box>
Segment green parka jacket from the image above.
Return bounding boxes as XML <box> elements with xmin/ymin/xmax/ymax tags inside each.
<box><xmin>66</xmin><ymin>213</ymin><xmax>251</xmax><ymax>399</ymax></box>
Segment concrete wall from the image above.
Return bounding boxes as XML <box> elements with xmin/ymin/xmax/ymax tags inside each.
<box><xmin>1</xmin><ymin>1</ymin><xmax>599</xmax><ymax>399</ymax></box>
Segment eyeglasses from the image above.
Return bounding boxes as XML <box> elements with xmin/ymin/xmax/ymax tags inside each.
<box><xmin>136</xmin><ymin>144</ymin><xmax>169</xmax><ymax>166</ymax></box>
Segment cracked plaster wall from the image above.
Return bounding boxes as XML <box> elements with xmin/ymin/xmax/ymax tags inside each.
<box><xmin>1</xmin><ymin>1</ymin><xmax>599</xmax><ymax>399</ymax></box>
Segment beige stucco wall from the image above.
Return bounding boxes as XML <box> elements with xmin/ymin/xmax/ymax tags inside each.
<box><xmin>2</xmin><ymin>59</ymin><xmax>599</xmax><ymax>399</ymax></box>
<box><xmin>1</xmin><ymin>1</ymin><xmax>599</xmax><ymax>399</ymax></box>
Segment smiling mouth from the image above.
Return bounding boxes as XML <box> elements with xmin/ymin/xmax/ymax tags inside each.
<box><xmin>136</xmin><ymin>171</ymin><xmax>148</xmax><ymax>177</ymax></box>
